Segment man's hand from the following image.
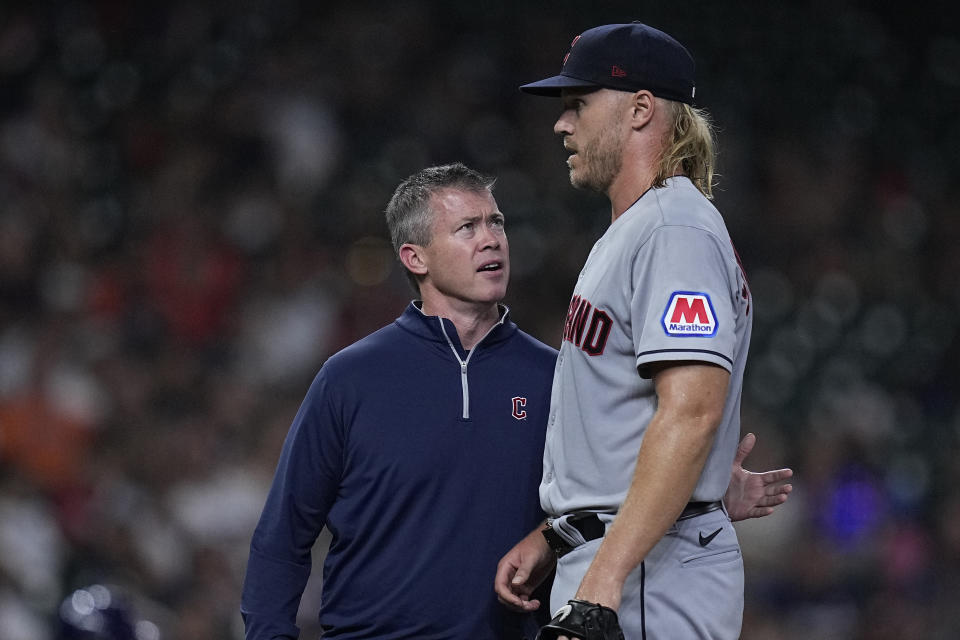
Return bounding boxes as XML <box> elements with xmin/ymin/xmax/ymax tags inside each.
<box><xmin>724</xmin><ymin>432</ymin><xmax>793</xmax><ymax>522</ymax></box>
<box><xmin>494</xmin><ymin>525</ymin><xmax>556</xmax><ymax>612</ymax></box>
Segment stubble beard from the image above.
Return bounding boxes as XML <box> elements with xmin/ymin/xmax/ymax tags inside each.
<box><xmin>569</xmin><ymin>123</ymin><xmax>624</xmax><ymax>194</ymax></box>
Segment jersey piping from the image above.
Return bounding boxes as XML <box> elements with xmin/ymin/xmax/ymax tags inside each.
<box><xmin>636</xmin><ymin>347</ymin><xmax>733</xmax><ymax>366</ymax></box>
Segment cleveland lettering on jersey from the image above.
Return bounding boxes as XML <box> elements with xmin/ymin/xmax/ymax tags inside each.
<box><xmin>563</xmin><ymin>295</ymin><xmax>612</xmax><ymax>355</ymax></box>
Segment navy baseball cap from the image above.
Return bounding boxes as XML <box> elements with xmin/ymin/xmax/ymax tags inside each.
<box><xmin>520</xmin><ymin>22</ymin><xmax>696</xmax><ymax>104</ymax></box>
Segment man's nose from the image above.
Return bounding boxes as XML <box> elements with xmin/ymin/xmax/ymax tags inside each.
<box><xmin>479</xmin><ymin>225</ymin><xmax>501</xmax><ymax>249</ymax></box>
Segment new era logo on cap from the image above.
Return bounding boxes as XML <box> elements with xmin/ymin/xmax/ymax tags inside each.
<box><xmin>661</xmin><ymin>291</ymin><xmax>717</xmax><ymax>337</ymax></box>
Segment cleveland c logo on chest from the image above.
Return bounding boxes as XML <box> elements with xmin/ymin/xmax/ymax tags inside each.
<box><xmin>562</xmin><ymin>295</ymin><xmax>612</xmax><ymax>356</ymax></box>
<box><xmin>511</xmin><ymin>397</ymin><xmax>527</xmax><ymax>420</ymax></box>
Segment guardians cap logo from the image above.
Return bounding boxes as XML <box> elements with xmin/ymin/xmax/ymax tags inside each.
<box><xmin>661</xmin><ymin>292</ymin><xmax>717</xmax><ymax>337</ymax></box>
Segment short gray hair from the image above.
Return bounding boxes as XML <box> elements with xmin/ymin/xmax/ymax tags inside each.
<box><xmin>385</xmin><ymin>162</ymin><xmax>496</xmax><ymax>292</ymax></box>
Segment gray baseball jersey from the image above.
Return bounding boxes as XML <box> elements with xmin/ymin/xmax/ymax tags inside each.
<box><xmin>540</xmin><ymin>175</ymin><xmax>752</xmax><ymax>516</ymax></box>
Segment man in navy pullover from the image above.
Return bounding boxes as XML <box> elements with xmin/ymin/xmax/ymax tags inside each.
<box><xmin>240</xmin><ymin>163</ymin><xmax>791</xmax><ymax>639</ymax></box>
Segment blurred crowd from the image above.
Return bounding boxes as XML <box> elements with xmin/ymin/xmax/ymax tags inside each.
<box><xmin>1</xmin><ymin>1</ymin><xmax>959</xmax><ymax>638</ymax></box>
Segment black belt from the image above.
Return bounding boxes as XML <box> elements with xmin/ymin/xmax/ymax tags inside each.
<box><xmin>542</xmin><ymin>501</ymin><xmax>723</xmax><ymax>558</ymax></box>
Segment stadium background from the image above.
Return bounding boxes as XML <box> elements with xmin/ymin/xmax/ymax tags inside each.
<box><xmin>1</xmin><ymin>1</ymin><xmax>959</xmax><ymax>638</ymax></box>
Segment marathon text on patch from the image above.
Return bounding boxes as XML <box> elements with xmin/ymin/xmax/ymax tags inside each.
<box><xmin>661</xmin><ymin>292</ymin><xmax>718</xmax><ymax>337</ymax></box>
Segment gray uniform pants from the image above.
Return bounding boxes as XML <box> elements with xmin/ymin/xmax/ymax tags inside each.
<box><xmin>548</xmin><ymin>507</ymin><xmax>744</xmax><ymax>640</ymax></box>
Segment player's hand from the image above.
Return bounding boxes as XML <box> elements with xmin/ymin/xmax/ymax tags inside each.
<box><xmin>495</xmin><ymin>525</ymin><xmax>556</xmax><ymax>612</ymax></box>
<box><xmin>724</xmin><ymin>432</ymin><xmax>793</xmax><ymax>522</ymax></box>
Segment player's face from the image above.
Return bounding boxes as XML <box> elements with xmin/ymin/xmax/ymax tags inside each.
<box><xmin>417</xmin><ymin>188</ymin><xmax>509</xmax><ymax>308</ymax></box>
<box><xmin>554</xmin><ymin>89</ymin><xmax>627</xmax><ymax>193</ymax></box>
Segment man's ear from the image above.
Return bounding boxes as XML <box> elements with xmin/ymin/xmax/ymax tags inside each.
<box><xmin>629</xmin><ymin>90</ymin><xmax>656</xmax><ymax>130</ymax></box>
<box><xmin>399</xmin><ymin>243</ymin><xmax>428</xmax><ymax>277</ymax></box>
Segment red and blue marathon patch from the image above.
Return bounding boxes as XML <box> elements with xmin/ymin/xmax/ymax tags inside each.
<box><xmin>661</xmin><ymin>291</ymin><xmax>717</xmax><ymax>337</ymax></box>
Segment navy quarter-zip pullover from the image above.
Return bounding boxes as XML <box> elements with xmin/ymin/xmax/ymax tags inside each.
<box><xmin>241</xmin><ymin>302</ymin><xmax>557</xmax><ymax>639</ymax></box>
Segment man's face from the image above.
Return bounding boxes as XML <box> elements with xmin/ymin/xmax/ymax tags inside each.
<box><xmin>416</xmin><ymin>188</ymin><xmax>509</xmax><ymax>308</ymax></box>
<box><xmin>554</xmin><ymin>88</ymin><xmax>627</xmax><ymax>193</ymax></box>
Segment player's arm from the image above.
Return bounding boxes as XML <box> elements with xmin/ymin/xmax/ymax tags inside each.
<box><xmin>572</xmin><ymin>360</ymin><xmax>728</xmax><ymax>612</ymax></box>
<box><xmin>495</xmin><ymin>520</ymin><xmax>556</xmax><ymax>612</ymax></box>
<box><xmin>724</xmin><ymin>432</ymin><xmax>793</xmax><ymax>521</ymax></box>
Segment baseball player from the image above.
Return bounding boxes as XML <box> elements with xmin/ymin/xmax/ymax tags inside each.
<box><xmin>495</xmin><ymin>23</ymin><xmax>775</xmax><ymax>639</ymax></box>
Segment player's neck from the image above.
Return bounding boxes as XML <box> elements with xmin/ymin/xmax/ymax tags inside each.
<box><xmin>607</xmin><ymin>126</ymin><xmax>678</xmax><ymax>222</ymax></box>
<box><xmin>420</xmin><ymin>297</ymin><xmax>501</xmax><ymax>350</ymax></box>
<box><xmin>606</xmin><ymin>141</ymin><xmax>663</xmax><ymax>222</ymax></box>
<box><xmin>607</xmin><ymin>170</ymin><xmax>655</xmax><ymax>223</ymax></box>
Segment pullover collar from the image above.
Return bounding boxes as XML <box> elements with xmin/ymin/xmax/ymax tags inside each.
<box><xmin>395</xmin><ymin>301</ymin><xmax>516</xmax><ymax>359</ymax></box>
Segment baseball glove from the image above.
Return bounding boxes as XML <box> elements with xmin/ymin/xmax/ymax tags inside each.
<box><xmin>536</xmin><ymin>599</ymin><xmax>625</xmax><ymax>640</ymax></box>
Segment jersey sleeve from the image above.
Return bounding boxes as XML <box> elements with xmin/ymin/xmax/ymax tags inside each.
<box><xmin>631</xmin><ymin>225</ymin><xmax>737</xmax><ymax>378</ymax></box>
<box><xmin>241</xmin><ymin>367</ymin><xmax>345</xmax><ymax>639</ymax></box>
